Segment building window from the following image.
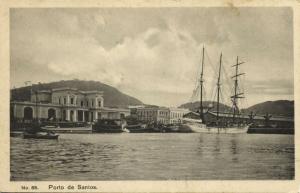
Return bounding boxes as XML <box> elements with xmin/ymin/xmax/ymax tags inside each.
<box><xmin>24</xmin><ymin>107</ymin><xmax>33</xmax><ymax>120</ymax></box>
<box><xmin>81</xmin><ymin>101</ymin><xmax>84</xmax><ymax>107</ymax></box>
<box><xmin>92</xmin><ymin>101</ymin><xmax>94</xmax><ymax>107</ymax></box>
<box><xmin>58</xmin><ymin>97</ymin><xmax>61</xmax><ymax>104</ymax></box>
<box><xmin>86</xmin><ymin>101</ymin><xmax>89</xmax><ymax>107</ymax></box>
<box><xmin>71</xmin><ymin>98</ymin><xmax>74</xmax><ymax>105</ymax></box>
<box><xmin>64</xmin><ymin>98</ymin><xmax>66</xmax><ymax>104</ymax></box>
<box><xmin>98</xmin><ymin>101</ymin><xmax>101</xmax><ymax>107</ymax></box>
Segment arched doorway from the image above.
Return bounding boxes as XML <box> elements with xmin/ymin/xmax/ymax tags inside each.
<box><xmin>24</xmin><ymin>107</ymin><xmax>33</xmax><ymax>120</ymax></box>
<box><xmin>48</xmin><ymin>108</ymin><xmax>56</xmax><ymax>120</ymax></box>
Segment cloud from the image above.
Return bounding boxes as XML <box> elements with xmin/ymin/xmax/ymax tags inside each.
<box><xmin>44</xmin><ymin>26</ymin><xmax>203</xmax><ymax>106</ymax></box>
<box><xmin>10</xmin><ymin>8</ymin><xmax>294</xmax><ymax>107</ymax></box>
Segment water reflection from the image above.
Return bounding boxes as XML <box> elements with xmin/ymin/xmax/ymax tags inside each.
<box><xmin>230</xmin><ymin>136</ymin><xmax>238</xmax><ymax>155</ymax></box>
<box><xmin>230</xmin><ymin>136</ymin><xmax>239</xmax><ymax>163</ymax></box>
<box><xmin>197</xmin><ymin>135</ymin><xmax>204</xmax><ymax>156</ymax></box>
<box><xmin>212</xmin><ymin>135</ymin><xmax>221</xmax><ymax>160</ymax></box>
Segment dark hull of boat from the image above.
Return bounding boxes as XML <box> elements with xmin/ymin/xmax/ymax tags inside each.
<box><xmin>161</xmin><ymin>125</ymin><xmax>187</xmax><ymax>133</ymax></box>
<box><xmin>128</xmin><ymin>127</ymin><xmax>159</xmax><ymax>133</ymax></box>
<box><xmin>92</xmin><ymin>125</ymin><xmax>124</xmax><ymax>133</ymax></box>
<box><xmin>126</xmin><ymin>124</ymin><xmax>157</xmax><ymax>133</ymax></box>
<box><xmin>23</xmin><ymin>133</ymin><xmax>59</xmax><ymax>139</ymax></box>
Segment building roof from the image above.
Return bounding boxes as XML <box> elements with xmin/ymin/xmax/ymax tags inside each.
<box><xmin>136</xmin><ymin>106</ymin><xmax>169</xmax><ymax>110</ymax></box>
<box><xmin>43</xmin><ymin>87</ymin><xmax>104</xmax><ymax>95</ymax></box>
<box><xmin>52</xmin><ymin>87</ymin><xmax>79</xmax><ymax>92</ymax></box>
<box><xmin>183</xmin><ymin>111</ymin><xmax>201</xmax><ymax>118</ymax></box>
<box><xmin>128</xmin><ymin>105</ymin><xmax>145</xmax><ymax>109</ymax></box>
<box><xmin>36</xmin><ymin>90</ymin><xmax>52</xmax><ymax>94</ymax></box>
<box><xmin>81</xmin><ymin>90</ymin><xmax>104</xmax><ymax>94</ymax></box>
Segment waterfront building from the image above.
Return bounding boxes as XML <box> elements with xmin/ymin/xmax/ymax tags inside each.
<box><xmin>136</xmin><ymin>106</ymin><xmax>169</xmax><ymax>124</ymax></box>
<box><xmin>169</xmin><ymin>107</ymin><xmax>190</xmax><ymax>124</ymax></box>
<box><xmin>128</xmin><ymin>105</ymin><xmax>146</xmax><ymax>119</ymax></box>
<box><xmin>136</xmin><ymin>106</ymin><xmax>189</xmax><ymax>124</ymax></box>
<box><xmin>10</xmin><ymin>87</ymin><xmax>130</xmax><ymax>123</ymax></box>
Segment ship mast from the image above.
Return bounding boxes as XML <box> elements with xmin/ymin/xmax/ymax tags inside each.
<box><xmin>216</xmin><ymin>53</ymin><xmax>222</xmax><ymax>125</ymax></box>
<box><xmin>231</xmin><ymin>56</ymin><xmax>245</xmax><ymax>124</ymax></box>
<box><xmin>199</xmin><ymin>46</ymin><xmax>205</xmax><ymax>122</ymax></box>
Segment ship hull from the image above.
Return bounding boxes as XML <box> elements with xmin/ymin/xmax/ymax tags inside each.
<box><xmin>92</xmin><ymin>119</ymin><xmax>129</xmax><ymax>133</ymax></box>
<box><xmin>125</xmin><ymin>123</ymin><xmax>155</xmax><ymax>133</ymax></box>
<box><xmin>92</xmin><ymin>124</ymin><xmax>124</xmax><ymax>133</ymax></box>
<box><xmin>180</xmin><ymin>123</ymin><xmax>249</xmax><ymax>134</ymax></box>
<box><xmin>206</xmin><ymin>125</ymin><xmax>249</xmax><ymax>134</ymax></box>
<box><xmin>179</xmin><ymin>122</ymin><xmax>206</xmax><ymax>133</ymax></box>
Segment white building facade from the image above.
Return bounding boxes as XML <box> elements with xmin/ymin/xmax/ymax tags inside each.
<box><xmin>169</xmin><ymin>107</ymin><xmax>190</xmax><ymax>124</ymax></box>
<box><xmin>11</xmin><ymin>87</ymin><xmax>130</xmax><ymax>122</ymax></box>
<box><xmin>136</xmin><ymin>106</ymin><xmax>189</xmax><ymax>124</ymax></box>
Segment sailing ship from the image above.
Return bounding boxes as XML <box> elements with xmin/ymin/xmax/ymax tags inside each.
<box><xmin>180</xmin><ymin>47</ymin><xmax>249</xmax><ymax>134</ymax></box>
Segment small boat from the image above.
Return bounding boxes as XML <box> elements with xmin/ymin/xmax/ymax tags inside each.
<box><xmin>126</xmin><ymin>123</ymin><xmax>156</xmax><ymax>133</ymax></box>
<box><xmin>23</xmin><ymin>131</ymin><xmax>59</xmax><ymax>139</ymax></box>
<box><xmin>92</xmin><ymin>119</ymin><xmax>128</xmax><ymax>133</ymax></box>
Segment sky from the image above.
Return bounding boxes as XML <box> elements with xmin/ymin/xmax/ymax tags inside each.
<box><xmin>10</xmin><ymin>8</ymin><xmax>294</xmax><ymax>107</ymax></box>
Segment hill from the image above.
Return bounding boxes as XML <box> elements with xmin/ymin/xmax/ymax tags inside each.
<box><xmin>10</xmin><ymin>80</ymin><xmax>143</xmax><ymax>108</ymax></box>
<box><xmin>242</xmin><ymin>100</ymin><xmax>294</xmax><ymax>117</ymax></box>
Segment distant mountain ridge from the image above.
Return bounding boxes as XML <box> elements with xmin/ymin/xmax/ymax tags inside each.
<box><xmin>179</xmin><ymin>100</ymin><xmax>294</xmax><ymax>117</ymax></box>
<box><xmin>241</xmin><ymin>100</ymin><xmax>294</xmax><ymax>117</ymax></box>
<box><xmin>11</xmin><ymin>80</ymin><xmax>143</xmax><ymax>108</ymax></box>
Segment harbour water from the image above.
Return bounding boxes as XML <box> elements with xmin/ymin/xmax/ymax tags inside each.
<box><xmin>10</xmin><ymin>133</ymin><xmax>294</xmax><ymax>180</ymax></box>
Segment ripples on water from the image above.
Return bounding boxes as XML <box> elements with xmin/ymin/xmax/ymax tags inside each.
<box><xmin>10</xmin><ymin>133</ymin><xmax>294</xmax><ymax>180</ymax></box>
